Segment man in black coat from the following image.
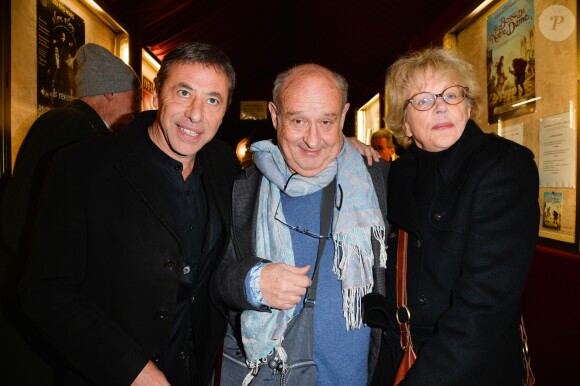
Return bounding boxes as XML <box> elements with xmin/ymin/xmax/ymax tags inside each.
<box><xmin>1</xmin><ymin>42</ymin><xmax>141</xmax><ymax>260</ymax></box>
<box><xmin>19</xmin><ymin>42</ymin><xmax>240</xmax><ymax>386</ymax></box>
<box><xmin>0</xmin><ymin>43</ymin><xmax>140</xmax><ymax>385</ymax></box>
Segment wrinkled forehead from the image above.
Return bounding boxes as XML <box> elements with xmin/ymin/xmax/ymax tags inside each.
<box><xmin>281</xmin><ymin>73</ymin><xmax>342</xmax><ymax>109</ymax></box>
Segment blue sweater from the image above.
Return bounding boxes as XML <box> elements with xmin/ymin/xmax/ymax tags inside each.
<box><xmin>282</xmin><ymin>189</ymin><xmax>370</xmax><ymax>386</ymax></box>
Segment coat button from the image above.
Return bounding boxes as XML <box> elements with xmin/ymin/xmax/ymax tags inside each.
<box><xmin>151</xmin><ymin>353</ymin><xmax>160</xmax><ymax>363</ymax></box>
<box><xmin>164</xmin><ymin>259</ymin><xmax>176</xmax><ymax>271</ymax></box>
<box><xmin>419</xmin><ymin>294</ymin><xmax>427</xmax><ymax>305</ymax></box>
<box><xmin>416</xmin><ymin>239</ymin><xmax>421</xmax><ymax>248</ymax></box>
<box><xmin>157</xmin><ymin>308</ymin><xmax>168</xmax><ymax>319</ymax></box>
<box><xmin>178</xmin><ymin>351</ymin><xmax>187</xmax><ymax>360</ymax></box>
<box><xmin>432</xmin><ymin>212</ymin><xmax>443</xmax><ymax>221</ymax></box>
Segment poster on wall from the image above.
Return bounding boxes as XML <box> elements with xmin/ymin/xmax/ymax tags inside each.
<box><xmin>37</xmin><ymin>0</ymin><xmax>85</xmax><ymax>115</ymax></box>
<box><xmin>486</xmin><ymin>0</ymin><xmax>535</xmax><ymax>124</ymax></box>
<box><xmin>542</xmin><ymin>191</ymin><xmax>563</xmax><ymax>231</ymax></box>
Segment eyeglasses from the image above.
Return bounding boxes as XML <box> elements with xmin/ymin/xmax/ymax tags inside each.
<box><xmin>405</xmin><ymin>85</ymin><xmax>468</xmax><ymax>111</ymax></box>
<box><xmin>273</xmin><ymin>185</ymin><xmax>342</xmax><ymax>240</ymax></box>
<box><xmin>274</xmin><ymin>200</ymin><xmax>332</xmax><ymax>239</ymax></box>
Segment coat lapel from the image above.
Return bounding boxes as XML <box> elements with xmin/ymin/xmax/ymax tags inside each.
<box><xmin>232</xmin><ymin>167</ymin><xmax>262</xmax><ymax>259</ymax></box>
<box><xmin>115</xmin><ymin>126</ymin><xmax>182</xmax><ymax>247</ymax></box>
<box><xmin>436</xmin><ymin>120</ymin><xmax>488</xmax><ymax>190</ymax></box>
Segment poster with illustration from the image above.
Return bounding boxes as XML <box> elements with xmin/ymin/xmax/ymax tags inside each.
<box><xmin>37</xmin><ymin>0</ymin><xmax>85</xmax><ymax>115</ymax></box>
<box><xmin>486</xmin><ymin>0</ymin><xmax>535</xmax><ymax>124</ymax></box>
<box><xmin>543</xmin><ymin>191</ymin><xmax>563</xmax><ymax>230</ymax></box>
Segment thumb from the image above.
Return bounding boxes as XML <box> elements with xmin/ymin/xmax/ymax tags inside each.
<box><xmin>287</xmin><ymin>264</ymin><xmax>311</xmax><ymax>275</ymax></box>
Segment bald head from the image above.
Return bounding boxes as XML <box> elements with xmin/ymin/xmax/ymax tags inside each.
<box><xmin>272</xmin><ymin>64</ymin><xmax>349</xmax><ymax>111</ymax></box>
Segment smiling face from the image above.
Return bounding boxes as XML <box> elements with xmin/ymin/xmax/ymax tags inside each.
<box><xmin>269</xmin><ymin>66</ymin><xmax>349</xmax><ymax>177</ymax></box>
<box><xmin>149</xmin><ymin>62</ymin><xmax>229</xmax><ymax>170</ymax></box>
<box><xmin>403</xmin><ymin>69</ymin><xmax>471</xmax><ymax>152</ymax></box>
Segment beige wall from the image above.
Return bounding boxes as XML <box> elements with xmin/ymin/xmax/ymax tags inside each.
<box><xmin>455</xmin><ymin>0</ymin><xmax>577</xmax><ymax>242</ymax></box>
<box><xmin>9</xmin><ymin>0</ymin><xmax>122</xmax><ymax>168</ymax></box>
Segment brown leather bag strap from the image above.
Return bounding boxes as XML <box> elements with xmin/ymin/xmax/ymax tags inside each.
<box><xmin>396</xmin><ymin>229</ymin><xmax>413</xmax><ymax>352</ymax></box>
<box><xmin>396</xmin><ymin>229</ymin><xmax>409</xmax><ymax>309</ymax></box>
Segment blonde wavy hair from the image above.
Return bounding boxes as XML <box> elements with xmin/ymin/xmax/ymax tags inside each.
<box><xmin>384</xmin><ymin>47</ymin><xmax>481</xmax><ymax>148</ymax></box>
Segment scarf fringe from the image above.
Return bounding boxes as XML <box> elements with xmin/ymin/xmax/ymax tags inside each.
<box><xmin>332</xmin><ymin>225</ymin><xmax>387</xmax><ymax>330</ymax></box>
<box><xmin>343</xmin><ymin>285</ymin><xmax>372</xmax><ymax>330</ymax></box>
<box><xmin>372</xmin><ymin>226</ymin><xmax>388</xmax><ymax>268</ymax></box>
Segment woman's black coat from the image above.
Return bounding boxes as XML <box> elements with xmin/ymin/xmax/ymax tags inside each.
<box><xmin>384</xmin><ymin>120</ymin><xmax>539</xmax><ymax>386</ymax></box>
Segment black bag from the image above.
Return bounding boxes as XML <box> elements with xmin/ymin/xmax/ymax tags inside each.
<box><xmin>220</xmin><ymin>303</ymin><xmax>316</xmax><ymax>386</ymax></box>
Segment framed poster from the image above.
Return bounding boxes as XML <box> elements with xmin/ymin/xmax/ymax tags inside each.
<box><xmin>486</xmin><ymin>0</ymin><xmax>535</xmax><ymax>124</ymax></box>
<box><xmin>37</xmin><ymin>0</ymin><xmax>85</xmax><ymax>115</ymax></box>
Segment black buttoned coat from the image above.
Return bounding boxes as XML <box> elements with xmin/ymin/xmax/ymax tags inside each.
<box><xmin>19</xmin><ymin>111</ymin><xmax>240</xmax><ymax>386</ymax></box>
<box><xmin>1</xmin><ymin>99</ymin><xmax>109</xmax><ymax>257</ymax></box>
<box><xmin>384</xmin><ymin>120</ymin><xmax>539</xmax><ymax>385</ymax></box>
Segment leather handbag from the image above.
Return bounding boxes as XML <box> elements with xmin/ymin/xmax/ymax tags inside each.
<box><xmin>393</xmin><ymin>230</ymin><xmax>416</xmax><ymax>386</ymax></box>
<box><xmin>393</xmin><ymin>230</ymin><xmax>535</xmax><ymax>386</ymax></box>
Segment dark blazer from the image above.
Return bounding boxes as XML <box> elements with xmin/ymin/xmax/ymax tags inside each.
<box><xmin>19</xmin><ymin>110</ymin><xmax>240</xmax><ymax>386</ymax></box>
<box><xmin>1</xmin><ymin>99</ymin><xmax>109</xmax><ymax>257</ymax></box>
<box><xmin>213</xmin><ymin>157</ymin><xmax>390</xmax><ymax>384</ymax></box>
<box><xmin>385</xmin><ymin>120</ymin><xmax>539</xmax><ymax>386</ymax></box>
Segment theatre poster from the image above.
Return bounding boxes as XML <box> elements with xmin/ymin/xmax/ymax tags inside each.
<box><xmin>486</xmin><ymin>0</ymin><xmax>535</xmax><ymax>124</ymax></box>
<box><xmin>37</xmin><ymin>0</ymin><xmax>85</xmax><ymax>115</ymax></box>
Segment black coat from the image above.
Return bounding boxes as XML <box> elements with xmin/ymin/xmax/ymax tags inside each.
<box><xmin>1</xmin><ymin>99</ymin><xmax>109</xmax><ymax>257</ymax></box>
<box><xmin>385</xmin><ymin>120</ymin><xmax>539</xmax><ymax>385</ymax></box>
<box><xmin>19</xmin><ymin>111</ymin><xmax>240</xmax><ymax>386</ymax></box>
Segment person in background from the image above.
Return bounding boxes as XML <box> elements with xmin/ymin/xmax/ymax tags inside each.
<box><xmin>371</xmin><ymin>128</ymin><xmax>397</xmax><ymax>161</ymax></box>
<box><xmin>0</xmin><ymin>43</ymin><xmax>141</xmax><ymax>385</ymax></box>
<box><xmin>18</xmin><ymin>42</ymin><xmax>239</xmax><ymax>386</ymax></box>
<box><xmin>1</xmin><ymin>42</ymin><xmax>141</xmax><ymax>260</ymax></box>
<box><xmin>380</xmin><ymin>47</ymin><xmax>539</xmax><ymax>385</ymax></box>
<box><xmin>216</xmin><ymin>63</ymin><xmax>389</xmax><ymax>385</ymax></box>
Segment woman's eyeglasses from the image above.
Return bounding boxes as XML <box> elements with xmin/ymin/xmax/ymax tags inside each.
<box><xmin>405</xmin><ymin>85</ymin><xmax>468</xmax><ymax>111</ymax></box>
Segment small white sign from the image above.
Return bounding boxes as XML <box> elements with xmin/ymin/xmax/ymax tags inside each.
<box><xmin>539</xmin><ymin>111</ymin><xmax>576</xmax><ymax>188</ymax></box>
<box><xmin>498</xmin><ymin>123</ymin><xmax>524</xmax><ymax>145</ymax></box>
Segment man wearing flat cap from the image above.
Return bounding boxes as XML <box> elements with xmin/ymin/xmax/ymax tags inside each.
<box><xmin>1</xmin><ymin>43</ymin><xmax>141</xmax><ymax>259</ymax></box>
<box><xmin>0</xmin><ymin>43</ymin><xmax>140</xmax><ymax>384</ymax></box>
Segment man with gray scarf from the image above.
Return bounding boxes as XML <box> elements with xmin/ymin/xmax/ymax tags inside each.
<box><xmin>215</xmin><ymin>63</ymin><xmax>389</xmax><ymax>385</ymax></box>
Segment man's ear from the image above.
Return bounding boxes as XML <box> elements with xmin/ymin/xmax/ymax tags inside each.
<box><xmin>340</xmin><ymin>103</ymin><xmax>350</xmax><ymax>129</ymax></box>
<box><xmin>268</xmin><ymin>101</ymin><xmax>278</xmax><ymax>130</ymax></box>
<box><xmin>103</xmin><ymin>93</ymin><xmax>114</xmax><ymax>102</ymax></box>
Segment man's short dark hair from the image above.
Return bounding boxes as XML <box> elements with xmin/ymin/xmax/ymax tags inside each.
<box><xmin>154</xmin><ymin>42</ymin><xmax>236</xmax><ymax>107</ymax></box>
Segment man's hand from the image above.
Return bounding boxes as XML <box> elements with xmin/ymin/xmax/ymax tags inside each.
<box><xmin>131</xmin><ymin>361</ymin><xmax>170</xmax><ymax>386</ymax></box>
<box><xmin>346</xmin><ymin>137</ymin><xmax>380</xmax><ymax>165</ymax></box>
<box><xmin>260</xmin><ymin>263</ymin><xmax>311</xmax><ymax>309</ymax></box>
